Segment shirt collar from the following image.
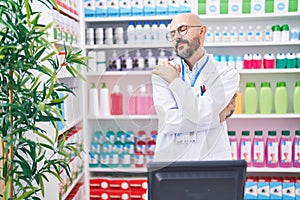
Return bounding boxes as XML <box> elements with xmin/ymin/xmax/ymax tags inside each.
<box><xmin>183</xmin><ymin>51</ymin><xmax>208</xmax><ymax>79</ymax></box>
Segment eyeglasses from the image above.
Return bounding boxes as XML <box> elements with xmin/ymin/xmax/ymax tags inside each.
<box><xmin>166</xmin><ymin>25</ymin><xmax>203</xmax><ymax>42</ymax></box>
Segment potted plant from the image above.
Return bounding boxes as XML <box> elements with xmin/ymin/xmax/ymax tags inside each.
<box><xmin>0</xmin><ymin>0</ymin><xmax>87</xmax><ymax>199</ymax></box>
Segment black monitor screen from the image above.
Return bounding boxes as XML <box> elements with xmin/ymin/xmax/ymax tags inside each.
<box><xmin>147</xmin><ymin>160</ymin><xmax>247</xmax><ymax>200</ymax></box>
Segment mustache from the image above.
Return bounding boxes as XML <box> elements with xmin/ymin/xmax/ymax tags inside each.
<box><xmin>175</xmin><ymin>39</ymin><xmax>189</xmax><ymax>49</ymax></box>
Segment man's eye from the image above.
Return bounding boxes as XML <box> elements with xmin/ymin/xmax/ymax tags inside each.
<box><xmin>178</xmin><ymin>26</ymin><xmax>187</xmax><ymax>32</ymax></box>
<box><xmin>170</xmin><ymin>31</ymin><xmax>176</xmax><ymax>37</ymax></box>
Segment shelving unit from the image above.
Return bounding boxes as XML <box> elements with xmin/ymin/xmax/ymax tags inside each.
<box><xmin>82</xmin><ymin>3</ymin><xmax>300</xmax><ymax>198</ymax></box>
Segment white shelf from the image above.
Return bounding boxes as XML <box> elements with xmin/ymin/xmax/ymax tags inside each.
<box><xmin>85</xmin><ymin>41</ymin><xmax>300</xmax><ymax>50</ymax></box>
<box><xmin>55</xmin><ymin>40</ymin><xmax>81</xmax><ymax>50</ymax></box>
<box><xmin>239</xmin><ymin>68</ymin><xmax>300</xmax><ymax>74</ymax></box>
<box><xmin>62</xmin><ymin>172</ymin><xmax>84</xmax><ymax>200</ymax></box>
<box><xmin>88</xmin><ymin>115</ymin><xmax>158</xmax><ymax>120</ymax></box>
<box><xmin>59</xmin><ymin>117</ymin><xmax>83</xmax><ymax>135</ymax></box>
<box><xmin>247</xmin><ymin>167</ymin><xmax>300</xmax><ymax>173</ymax></box>
<box><xmin>86</xmin><ymin>70</ymin><xmax>152</xmax><ymax>76</ymax></box>
<box><xmin>84</xmin><ymin>12</ymin><xmax>300</xmax><ymax>23</ymax></box>
<box><xmin>230</xmin><ymin>114</ymin><xmax>300</xmax><ymax>119</ymax></box>
<box><xmin>89</xmin><ymin>167</ymin><xmax>147</xmax><ymax>173</ymax></box>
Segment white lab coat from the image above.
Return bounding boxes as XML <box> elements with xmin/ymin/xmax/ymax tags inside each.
<box><xmin>152</xmin><ymin>53</ymin><xmax>240</xmax><ymax>162</ymax></box>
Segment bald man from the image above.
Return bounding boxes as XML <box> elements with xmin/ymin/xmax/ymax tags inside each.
<box><xmin>152</xmin><ymin>13</ymin><xmax>239</xmax><ymax>162</ymax></box>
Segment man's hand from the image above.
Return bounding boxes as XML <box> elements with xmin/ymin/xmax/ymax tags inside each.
<box><xmin>152</xmin><ymin>61</ymin><xmax>181</xmax><ymax>83</ymax></box>
<box><xmin>219</xmin><ymin>93</ymin><xmax>237</xmax><ymax>122</ymax></box>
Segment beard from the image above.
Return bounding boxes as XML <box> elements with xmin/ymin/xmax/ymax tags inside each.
<box><xmin>175</xmin><ymin>38</ymin><xmax>200</xmax><ymax>59</ymax></box>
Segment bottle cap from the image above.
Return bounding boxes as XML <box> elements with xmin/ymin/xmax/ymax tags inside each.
<box><xmin>281</xmin><ymin>24</ymin><xmax>289</xmax><ymax>31</ymax></box>
<box><xmin>268</xmin><ymin>131</ymin><xmax>276</xmax><ymax>136</ymax></box>
<box><xmin>228</xmin><ymin>131</ymin><xmax>236</xmax><ymax>136</ymax></box>
<box><xmin>261</xmin><ymin>82</ymin><xmax>271</xmax><ymax>87</ymax></box>
<box><xmin>246</xmin><ymin>82</ymin><xmax>256</xmax><ymax>88</ymax></box>
<box><xmin>296</xmin><ymin>130</ymin><xmax>300</xmax><ymax>136</ymax></box>
<box><xmin>242</xmin><ymin>131</ymin><xmax>250</xmax><ymax>136</ymax></box>
<box><xmin>272</xmin><ymin>25</ymin><xmax>281</xmax><ymax>31</ymax></box>
<box><xmin>113</xmin><ymin>85</ymin><xmax>120</xmax><ymax>93</ymax></box>
<box><xmin>91</xmin><ymin>82</ymin><xmax>96</xmax><ymax>88</ymax></box>
<box><xmin>296</xmin><ymin>81</ymin><xmax>300</xmax><ymax>87</ymax></box>
<box><xmin>254</xmin><ymin>130</ymin><xmax>263</xmax><ymax>136</ymax></box>
<box><xmin>276</xmin><ymin>82</ymin><xmax>286</xmax><ymax>87</ymax></box>
<box><xmin>102</xmin><ymin>82</ymin><xmax>107</xmax><ymax>88</ymax></box>
<box><xmin>282</xmin><ymin>130</ymin><xmax>290</xmax><ymax>136</ymax></box>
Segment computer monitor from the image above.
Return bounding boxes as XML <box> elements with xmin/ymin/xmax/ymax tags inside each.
<box><xmin>147</xmin><ymin>160</ymin><xmax>247</xmax><ymax>200</ymax></box>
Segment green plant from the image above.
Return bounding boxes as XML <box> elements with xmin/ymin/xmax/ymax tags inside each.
<box><xmin>0</xmin><ymin>0</ymin><xmax>87</xmax><ymax>199</ymax></box>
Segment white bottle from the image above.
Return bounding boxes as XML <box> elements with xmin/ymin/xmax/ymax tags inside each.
<box><xmin>247</xmin><ymin>25</ymin><xmax>255</xmax><ymax>41</ymax></box>
<box><xmin>134</xmin><ymin>49</ymin><xmax>145</xmax><ymax>70</ymax></box>
<box><xmin>238</xmin><ymin>26</ymin><xmax>246</xmax><ymax>42</ymax></box>
<box><xmin>205</xmin><ymin>26</ymin><xmax>214</xmax><ymax>42</ymax></box>
<box><xmin>151</xmin><ymin>21</ymin><xmax>159</xmax><ymax>44</ymax></box>
<box><xmin>135</xmin><ymin>21</ymin><xmax>143</xmax><ymax>44</ymax></box>
<box><xmin>222</xmin><ymin>26</ymin><xmax>230</xmax><ymax>42</ymax></box>
<box><xmin>281</xmin><ymin>24</ymin><xmax>290</xmax><ymax>42</ymax></box>
<box><xmin>230</xmin><ymin>26</ymin><xmax>238</xmax><ymax>42</ymax></box>
<box><xmin>124</xmin><ymin>49</ymin><xmax>133</xmax><ymax>70</ymax></box>
<box><xmin>157</xmin><ymin>49</ymin><xmax>168</xmax><ymax>65</ymax></box>
<box><xmin>99</xmin><ymin>82</ymin><xmax>110</xmax><ymax>116</ymax></box>
<box><xmin>158</xmin><ymin>21</ymin><xmax>168</xmax><ymax>43</ymax></box>
<box><xmin>235</xmin><ymin>55</ymin><xmax>243</xmax><ymax>71</ymax></box>
<box><xmin>264</xmin><ymin>25</ymin><xmax>273</xmax><ymax>41</ymax></box>
<box><xmin>109</xmin><ymin>50</ymin><xmax>121</xmax><ymax>71</ymax></box>
<box><xmin>214</xmin><ymin>26</ymin><xmax>222</xmax><ymax>42</ymax></box>
<box><xmin>126</xmin><ymin>22</ymin><xmax>135</xmax><ymax>44</ymax></box>
<box><xmin>143</xmin><ymin>21</ymin><xmax>151</xmax><ymax>45</ymax></box>
<box><xmin>219</xmin><ymin>56</ymin><xmax>227</xmax><ymax>67</ymax></box>
<box><xmin>254</xmin><ymin>25</ymin><xmax>263</xmax><ymax>42</ymax></box>
<box><xmin>146</xmin><ymin>49</ymin><xmax>157</xmax><ymax>69</ymax></box>
<box><xmin>89</xmin><ymin>83</ymin><xmax>100</xmax><ymax>117</ymax></box>
<box><xmin>227</xmin><ymin>55</ymin><xmax>235</xmax><ymax>68</ymax></box>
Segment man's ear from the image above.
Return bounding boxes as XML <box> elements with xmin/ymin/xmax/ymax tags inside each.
<box><xmin>200</xmin><ymin>25</ymin><xmax>207</xmax><ymax>44</ymax></box>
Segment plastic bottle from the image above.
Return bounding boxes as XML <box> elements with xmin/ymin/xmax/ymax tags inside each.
<box><xmin>265</xmin><ymin>131</ymin><xmax>279</xmax><ymax>168</ymax></box>
<box><xmin>254</xmin><ymin>25</ymin><xmax>263</xmax><ymax>41</ymax></box>
<box><xmin>252</xmin><ymin>130</ymin><xmax>265</xmax><ymax>167</ymax></box>
<box><xmin>151</xmin><ymin>21</ymin><xmax>159</xmax><ymax>44</ymax></box>
<box><xmin>109</xmin><ymin>147</ymin><xmax>119</xmax><ymax>168</ymax></box>
<box><xmin>123</xmin><ymin>50</ymin><xmax>133</xmax><ymax>70</ymax></box>
<box><xmin>126</xmin><ymin>22</ymin><xmax>135</xmax><ymax>44</ymax></box>
<box><xmin>238</xmin><ymin>26</ymin><xmax>246</xmax><ymax>41</ymax></box>
<box><xmin>133</xmin><ymin>49</ymin><xmax>145</xmax><ymax>70</ymax></box>
<box><xmin>126</xmin><ymin>84</ymin><xmax>137</xmax><ymax>115</ymax></box>
<box><xmin>279</xmin><ymin>130</ymin><xmax>293</xmax><ymax>168</ymax></box>
<box><xmin>247</xmin><ymin>25</ymin><xmax>255</xmax><ymax>41</ymax></box>
<box><xmin>233</xmin><ymin>90</ymin><xmax>243</xmax><ymax>114</ymax></box>
<box><xmin>157</xmin><ymin>49</ymin><xmax>168</xmax><ymax>65</ymax></box>
<box><xmin>263</xmin><ymin>53</ymin><xmax>275</xmax><ymax>69</ymax></box>
<box><xmin>214</xmin><ymin>26</ymin><xmax>222</xmax><ymax>42</ymax></box>
<box><xmin>272</xmin><ymin>25</ymin><xmax>281</xmax><ymax>42</ymax></box>
<box><xmin>135</xmin><ymin>21</ymin><xmax>143</xmax><ymax>44</ymax></box>
<box><xmin>293</xmin><ymin>82</ymin><xmax>300</xmax><ymax>114</ymax></box>
<box><xmin>244</xmin><ymin>82</ymin><xmax>258</xmax><ymax>114</ymax></box>
<box><xmin>145</xmin><ymin>49</ymin><xmax>156</xmax><ymax>69</ymax></box>
<box><xmin>243</xmin><ymin>53</ymin><xmax>253</xmax><ymax>69</ymax></box>
<box><xmin>227</xmin><ymin>55</ymin><xmax>235</xmax><ymax>68</ymax></box>
<box><xmin>264</xmin><ymin>25</ymin><xmax>273</xmax><ymax>41</ymax></box>
<box><xmin>290</xmin><ymin>27</ymin><xmax>299</xmax><ymax>41</ymax></box>
<box><xmin>205</xmin><ymin>26</ymin><xmax>214</xmax><ymax>42</ymax></box>
<box><xmin>108</xmin><ymin>50</ymin><xmax>121</xmax><ymax>71</ymax></box>
<box><xmin>120</xmin><ymin>150</ymin><xmax>131</xmax><ymax>168</ymax></box>
<box><xmin>89</xmin><ymin>83</ymin><xmax>100</xmax><ymax>117</ymax></box>
<box><xmin>222</xmin><ymin>26</ymin><xmax>230</xmax><ymax>42</ymax></box>
<box><xmin>230</xmin><ymin>26</ymin><xmax>238</xmax><ymax>42</ymax></box>
<box><xmin>259</xmin><ymin>82</ymin><xmax>273</xmax><ymax>114</ymax></box>
<box><xmin>235</xmin><ymin>55</ymin><xmax>243</xmax><ymax>71</ymax></box>
<box><xmin>136</xmin><ymin>84</ymin><xmax>149</xmax><ymax>115</ymax></box>
<box><xmin>219</xmin><ymin>56</ymin><xmax>227</xmax><ymax>67</ymax></box>
<box><xmin>252</xmin><ymin>53</ymin><xmax>262</xmax><ymax>69</ymax></box>
<box><xmin>99</xmin><ymin>82</ymin><xmax>110</xmax><ymax>116</ymax></box>
<box><xmin>286</xmin><ymin>52</ymin><xmax>296</xmax><ymax>68</ymax></box>
<box><xmin>276</xmin><ymin>53</ymin><xmax>286</xmax><ymax>69</ymax></box>
<box><xmin>297</xmin><ymin>53</ymin><xmax>300</xmax><ymax>68</ymax></box>
<box><xmin>274</xmin><ymin>82</ymin><xmax>288</xmax><ymax>114</ymax></box>
<box><xmin>228</xmin><ymin>131</ymin><xmax>238</xmax><ymax>160</ymax></box>
<box><xmin>147</xmin><ymin>130</ymin><xmax>157</xmax><ymax>154</ymax></box>
<box><xmin>136</xmin><ymin>130</ymin><xmax>147</xmax><ymax>154</ymax></box>
<box><xmin>116</xmin><ymin>130</ymin><xmax>126</xmax><ymax>144</ymax></box>
<box><xmin>110</xmin><ymin>85</ymin><xmax>123</xmax><ymax>115</ymax></box>
<box><xmin>281</xmin><ymin>24</ymin><xmax>290</xmax><ymax>42</ymax></box>
<box><xmin>293</xmin><ymin>130</ymin><xmax>300</xmax><ymax>167</ymax></box>
<box><xmin>143</xmin><ymin>21</ymin><xmax>151</xmax><ymax>45</ymax></box>
<box><xmin>93</xmin><ymin>130</ymin><xmax>104</xmax><ymax>145</ymax></box>
<box><xmin>158</xmin><ymin>21</ymin><xmax>167</xmax><ymax>44</ymax></box>
<box><xmin>239</xmin><ymin>130</ymin><xmax>252</xmax><ymax>167</ymax></box>
<box><xmin>124</xmin><ymin>130</ymin><xmax>135</xmax><ymax>155</ymax></box>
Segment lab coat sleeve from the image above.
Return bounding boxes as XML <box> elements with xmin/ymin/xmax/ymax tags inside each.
<box><xmin>152</xmin><ymin>63</ymin><xmax>239</xmax><ymax>135</ymax></box>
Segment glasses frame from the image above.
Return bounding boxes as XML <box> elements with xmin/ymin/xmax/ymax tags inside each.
<box><xmin>166</xmin><ymin>25</ymin><xmax>203</xmax><ymax>42</ymax></box>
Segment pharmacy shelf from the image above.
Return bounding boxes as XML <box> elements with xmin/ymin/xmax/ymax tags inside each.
<box><xmin>231</xmin><ymin>114</ymin><xmax>300</xmax><ymax>119</ymax></box>
<box><xmin>87</xmin><ymin>115</ymin><xmax>158</xmax><ymax>120</ymax></box>
<box><xmin>86</xmin><ymin>71</ymin><xmax>152</xmax><ymax>76</ymax></box>
<box><xmin>56</xmin><ymin>5</ymin><xmax>79</xmax><ymax>21</ymax></box>
<box><xmin>55</xmin><ymin>40</ymin><xmax>81</xmax><ymax>50</ymax></box>
<box><xmin>84</xmin><ymin>12</ymin><xmax>300</xmax><ymax>23</ymax></box>
<box><xmin>85</xmin><ymin>41</ymin><xmax>300</xmax><ymax>50</ymax></box>
<box><xmin>89</xmin><ymin>167</ymin><xmax>147</xmax><ymax>173</ymax></box>
<box><xmin>247</xmin><ymin>167</ymin><xmax>300</xmax><ymax>173</ymax></box>
<box><xmin>62</xmin><ymin>172</ymin><xmax>84</xmax><ymax>200</ymax></box>
<box><xmin>89</xmin><ymin>167</ymin><xmax>300</xmax><ymax>174</ymax></box>
<box><xmin>239</xmin><ymin>68</ymin><xmax>300</xmax><ymax>74</ymax></box>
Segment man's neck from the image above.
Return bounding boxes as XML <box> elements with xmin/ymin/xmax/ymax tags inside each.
<box><xmin>184</xmin><ymin>48</ymin><xmax>205</xmax><ymax>71</ymax></box>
